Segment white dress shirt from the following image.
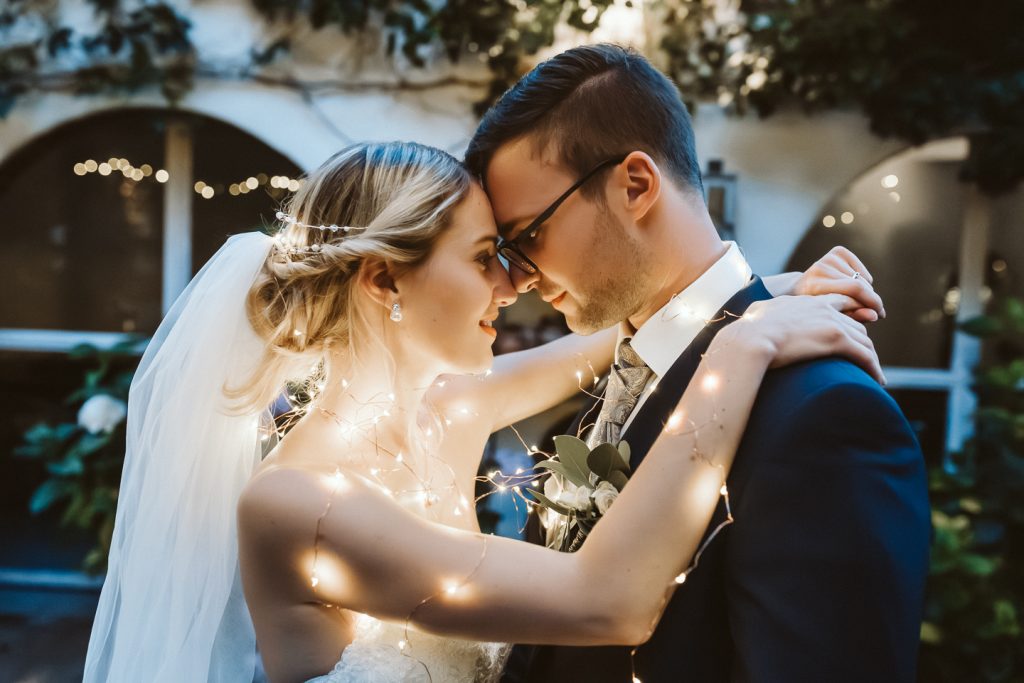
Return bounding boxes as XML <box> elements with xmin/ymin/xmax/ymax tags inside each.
<box><xmin>619</xmin><ymin>241</ymin><xmax>753</xmax><ymax>433</ymax></box>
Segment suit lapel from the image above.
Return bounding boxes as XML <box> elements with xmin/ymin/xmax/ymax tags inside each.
<box><xmin>622</xmin><ymin>277</ymin><xmax>773</xmax><ymax>471</ymax></box>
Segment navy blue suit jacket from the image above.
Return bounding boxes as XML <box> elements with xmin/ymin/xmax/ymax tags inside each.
<box><xmin>504</xmin><ymin>277</ymin><xmax>931</xmax><ymax>683</ymax></box>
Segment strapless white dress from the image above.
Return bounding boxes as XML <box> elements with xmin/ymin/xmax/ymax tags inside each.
<box><xmin>306</xmin><ymin>612</ymin><xmax>511</xmax><ymax>682</ymax></box>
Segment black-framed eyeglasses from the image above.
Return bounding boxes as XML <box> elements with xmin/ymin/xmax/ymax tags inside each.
<box><xmin>496</xmin><ymin>154</ymin><xmax>627</xmax><ymax>274</ymax></box>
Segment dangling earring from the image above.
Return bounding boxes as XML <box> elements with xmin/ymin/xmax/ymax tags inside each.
<box><xmin>389</xmin><ymin>301</ymin><xmax>403</xmax><ymax>322</ymax></box>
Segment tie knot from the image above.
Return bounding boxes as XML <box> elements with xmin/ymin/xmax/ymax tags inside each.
<box><xmin>616</xmin><ymin>338</ymin><xmax>648</xmax><ymax>372</ymax></box>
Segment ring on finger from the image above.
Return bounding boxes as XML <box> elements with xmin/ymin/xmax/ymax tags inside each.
<box><xmin>851</xmin><ymin>271</ymin><xmax>861</xmax><ymax>280</ymax></box>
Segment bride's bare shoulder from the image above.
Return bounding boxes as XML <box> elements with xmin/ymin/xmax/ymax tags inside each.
<box><xmin>238</xmin><ymin>462</ymin><xmax>384</xmax><ymax>549</ymax></box>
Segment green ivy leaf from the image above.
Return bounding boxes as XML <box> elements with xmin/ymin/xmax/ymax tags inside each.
<box><xmin>959</xmin><ymin>554</ymin><xmax>999</xmax><ymax>576</ymax></box>
<box><xmin>920</xmin><ymin>621</ymin><xmax>943</xmax><ymax>644</ymax></box>
<box><xmin>29</xmin><ymin>479</ymin><xmax>73</xmax><ymax>515</ymax></box>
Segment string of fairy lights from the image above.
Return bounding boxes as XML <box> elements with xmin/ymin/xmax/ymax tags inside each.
<box><xmin>71</xmin><ymin>157</ymin><xmax>304</xmax><ymax>198</ymax></box>
<box><xmin>261</xmin><ymin>217</ymin><xmax>737</xmax><ymax>683</ymax></box>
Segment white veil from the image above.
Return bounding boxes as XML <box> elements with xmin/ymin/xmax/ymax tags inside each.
<box><xmin>84</xmin><ymin>231</ymin><xmax>278</xmax><ymax>682</ymax></box>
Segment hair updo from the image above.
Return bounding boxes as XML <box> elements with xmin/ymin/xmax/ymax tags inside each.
<box><xmin>226</xmin><ymin>141</ymin><xmax>472</xmax><ymax>414</ymax></box>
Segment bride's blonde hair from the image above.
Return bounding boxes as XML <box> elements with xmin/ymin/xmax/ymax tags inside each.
<box><xmin>225</xmin><ymin>141</ymin><xmax>472</xmax><ymax>415</ymax></box>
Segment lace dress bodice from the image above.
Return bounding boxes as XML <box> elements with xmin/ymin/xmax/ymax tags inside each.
<box><xmin>307</xmin><ymin>613</ymin><xmax>511</xmax><ymax>683</ymax></box>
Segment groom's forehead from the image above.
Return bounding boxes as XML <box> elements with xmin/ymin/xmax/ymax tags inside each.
<box><xmin>486</xmin><ymin>140</ymin><xmax>572</xmax><ymax>227</ymax></box>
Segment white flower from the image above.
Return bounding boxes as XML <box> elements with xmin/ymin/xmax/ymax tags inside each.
<box><xmin>593</xmin><ymin>481</ymin><xmax>619</xmax><ymax>515</ymax></box>
<box><xmin>560</xmin><ymin>483</ymin><xmax>593</xmax><ymax>512</ymax></box>
<box><xmin>77</xmin><ymin>394</ymin><xmax>127</xmax><ymax>434</ymax></box>
<box><xmin>543</xmin><ymin>471</ymin><xmax>563</xmax><ymax>502</ymax></box>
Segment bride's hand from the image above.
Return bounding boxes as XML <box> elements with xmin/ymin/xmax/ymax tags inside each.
<box><xmin>718</xmin><ymin>293</ymin><xmax>886</xmax><ymax>385</ymax></box>
<box><xmin>792</xmin><ymin>246</ymin><xmax>885</xmax><ymax>323</ymax></box>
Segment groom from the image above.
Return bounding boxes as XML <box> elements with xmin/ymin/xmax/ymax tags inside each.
<box><xmin>466</xmin><ymin>44</ymin><xmax>931</xmax><ymax>682</ymax></box>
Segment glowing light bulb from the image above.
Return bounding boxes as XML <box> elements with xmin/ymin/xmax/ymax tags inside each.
<box><xmin>333</xmin><ymin>469</ymin><xmax>344</xmax><ymax>484</ymax></box>
<box><xmin>311</xmin><ymin>574</ymin><xmax>320</xmax><ymax>588</ymax></box>
<box><xmin>436</xmin><ymin>380</ymin><xmax>446</xmax><ymax>388</ymax></box>
<box><xmin>453</xmin><ymin>507</ymin><xmax>463</xmax><ymax>516</ymax></box>
<box><xmin>485</xmin><ymin>369</ymin><xmax>493</xmax><ymax>376</ymax></box>
<box><xmin>488</xmin><ymin>471</ymin><xmax>498</xmax><ymax>480</ymax></box>
<box><xmin>666</xmin><ymin>410</ymin><xmax>685</xmax><ymax>432</ymax></box>
<box><xmin>515</xmin><ymin>468</ymin><xmax>524</xmax><ymax>475</ymax></box>
<box><xmin>719</xmin><ymin>484</ymin><xmax>729</xmax><ymax>496</ymax></box>
<box><xmin>398</xmin><ymin>640</ymin><xmax>407</xmax><ymax>651</ymax></box>
<box><xmin>701</xmin><ymin>374</ymin><xmax>720</xmax><ymax>392</ymax></box>
<box><xmin>881</xmin><ymin>174</ymin><xmax>899</xmax><ymax>189</ymax></box>
<box><xmin>396</xmin><ymin>453</ymin><xmax>404</xmax><ymax>463</ymax></box>
<box><xmin>443</xmin><ymin>581</ymin><xmax>459</xmax><ymax>595</ymax></box>
<box><xmin>575</xmin><ymin>370</ymin><xmax>583</xmax><ymax>381</ymax></box>
<box><xmin>674</xmin><ymin>573</ymin><xmax>687</xmax><ymax>584</ymax></box>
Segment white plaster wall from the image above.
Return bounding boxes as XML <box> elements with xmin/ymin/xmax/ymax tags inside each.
<box><xmin>0</xmin><ymin>0</ymin><xmax>910</xmax><ymax>276</ymax></box>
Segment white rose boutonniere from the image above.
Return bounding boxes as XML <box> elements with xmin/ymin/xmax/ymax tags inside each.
<box><xmin>528</xmin><ymin>435</ymin><xmax>632</xmax><ymax>552</ymax></box>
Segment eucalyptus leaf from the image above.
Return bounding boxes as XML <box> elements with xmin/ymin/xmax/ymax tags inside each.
<box><xmin>587</xmin><ymin>443</ymin><xmax>618</xmax><ymax>479</ymax></box>
<box><xmin>526</xmin><ymin>488</ymin><xmax>572</xmax><ymax>516</ymax></box>
<box><xmin>535</xmin><ymin>459</ymin><xmax>588</xmax><ymax>488</ymax></box>
<box><xmin>607</xmin><ymin>470</ymin><xmax>629</xmax><ymax>492</ymax></box>
<box><xmin>552</xmin><ymin>435</ymin><xmax>592</xmax><ymax>484</ymax></box>
<box><xmin>617</xmin><ymin>440</ymin><xmax>632</xmax><ymax>469</ymax></box>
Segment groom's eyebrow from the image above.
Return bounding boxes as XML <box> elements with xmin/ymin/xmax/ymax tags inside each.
<box><xmin>497</xmin><ymin>216</ymin><xmax>529</xmax><ymax>236</ymax></box>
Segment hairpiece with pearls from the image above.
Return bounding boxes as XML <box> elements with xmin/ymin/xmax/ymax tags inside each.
<box><xmin>272</xmin><ymin>210</ymin><xmax>366</xmax><ymax>255</ymax></box>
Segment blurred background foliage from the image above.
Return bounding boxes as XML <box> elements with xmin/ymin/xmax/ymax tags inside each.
<box><xmin>2</xmin><ymin>0</ymin><xmax>1023</xmax><ymax>191</ymax></box>
<box><xmin>920</xmin><ymin>298</ymin><xmax>1024</xmax><ymax>682</ymax></box>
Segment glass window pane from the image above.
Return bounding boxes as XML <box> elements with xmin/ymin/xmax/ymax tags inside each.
<box><xmin>188</xmin><ymin>114</ymin><xmax>303</xmax><ymax>272</ymax></box>
<box><xmin>0</xmin><ymin>110</ymin><xmax>165</xmax><ymax>333</ymax></box>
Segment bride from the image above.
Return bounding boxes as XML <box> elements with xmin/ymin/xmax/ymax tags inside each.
<box><xmin>83</xmin><ymin>141</ymin><xmax>884</xmax><ymax>683</ymax></box>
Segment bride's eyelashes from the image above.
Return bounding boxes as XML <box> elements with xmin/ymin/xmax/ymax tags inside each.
<box><xmin>476</xmin><ymin>250</ymin><xmax>499</xmax><ymax>267</ymax></box>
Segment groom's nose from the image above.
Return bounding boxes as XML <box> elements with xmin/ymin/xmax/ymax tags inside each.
<box><xmin>509</xmin><ymin>262</ymin><xmax>539</xmax><ymax>294</ymax></box>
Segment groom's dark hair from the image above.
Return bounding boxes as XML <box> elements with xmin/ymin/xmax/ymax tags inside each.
<box><xmin>465</xmin><ymin>43</ymin><xmax>704</xmax><ymax>200</ymax></box>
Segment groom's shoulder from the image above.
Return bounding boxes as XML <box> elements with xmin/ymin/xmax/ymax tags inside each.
<box><xmin>756</xmin><ymin>357</ymin><xmax>903</xmax><ymax>427</ymax></box>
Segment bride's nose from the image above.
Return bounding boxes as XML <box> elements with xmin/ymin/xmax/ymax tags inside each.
<box><xmin>493</xmin><ymin>269</ymin><xmax>518</xmax><ymax>307</ymax></box>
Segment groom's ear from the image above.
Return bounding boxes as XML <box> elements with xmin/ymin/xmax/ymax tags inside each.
<box><xmin>357</xmin><ymin>257</ymin><xmax>399</xmax><ymax>308</ymax></box>
<box><xmin>618</xmin><ymin>151</ymin><xmax>661</xmax><ymax>223</ymax></box>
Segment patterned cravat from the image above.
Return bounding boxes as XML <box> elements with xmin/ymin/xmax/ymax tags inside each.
<box><xmin>588</xmin><ymin>337</ymin><xmax>655</xmax><ymax>447</ymax></box>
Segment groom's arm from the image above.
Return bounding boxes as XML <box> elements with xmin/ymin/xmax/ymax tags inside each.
<box><xmin>726</xmin><ymin>368</ymin><xmax>931</xmax><ymax>682</ymax></box>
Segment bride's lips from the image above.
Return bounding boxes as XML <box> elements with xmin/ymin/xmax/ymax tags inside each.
<box><xmin>479</xmin><ymin>318</ymin><xmax>497</xmax><ymax>339</ymax></box>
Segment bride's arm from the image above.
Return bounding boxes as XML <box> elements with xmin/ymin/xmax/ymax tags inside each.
<box><xmin>434</xmin><ymin>247</ymin><xmax>882</xmax><ymax>433</ymax></box>
<box><xmin>431</xmin><ymin>326</ymin><xmax>617</xmax><ymax>433</ymax></box>
<box><xmin>238</xmin><ymin>294</ymin><xmax>880</xmax><ymax>649</ymax></box>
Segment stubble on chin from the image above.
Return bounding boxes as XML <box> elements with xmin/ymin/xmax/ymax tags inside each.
<box><xmin>564</xmin><ymin>212</ymin><xmax>648</xmax><ymax>334</ymax></box>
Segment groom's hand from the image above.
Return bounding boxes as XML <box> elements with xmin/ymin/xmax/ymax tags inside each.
<box><xmin>794</xmin><ymin>246</ymin><xmax>885</xmax><ymax>323</ymax></box>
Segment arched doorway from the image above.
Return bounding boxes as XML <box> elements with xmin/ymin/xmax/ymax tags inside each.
<box><xmin>786</xmin><ymin>138</ymin><xmax>1023</xmax><ymax>462</ymax></box>
<box><xmin>0</xmin><ymin>108</ymin><xmax>303</xmax><ymax>574</ymax></box>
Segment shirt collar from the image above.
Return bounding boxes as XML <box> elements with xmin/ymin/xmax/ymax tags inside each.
<box><xmin>619</xmin><ymin>242</ymin><xmax>752</xmax><ymax>377</ymax></box>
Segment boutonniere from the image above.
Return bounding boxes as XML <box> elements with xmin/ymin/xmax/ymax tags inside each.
<box><xmin>528</xmin><ymin>435</ymin><xmax>632</xmax><ymax>552</ymax></box>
